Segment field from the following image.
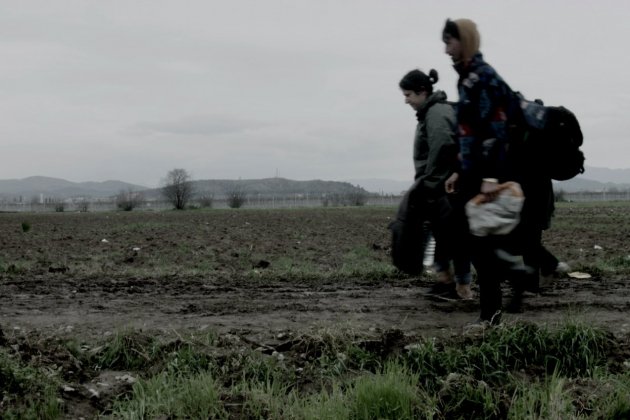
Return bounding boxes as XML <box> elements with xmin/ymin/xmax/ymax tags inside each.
<box><xmin>1</xmin><ymin>203</ymin><xmax>630</xmax><ymax>418</ymax></box>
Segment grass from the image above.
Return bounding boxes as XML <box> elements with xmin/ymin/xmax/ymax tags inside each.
<box><xmin>0</xmin><ymin>348</ymin><xmax>62</xmax><ymax>419</ymax></box>
<box><xmin>348</xmin><ymin>362</ymin><xmax>424</xmax><ymax>419</ymax></box>
<box><xmin>1</xmin><ymin>320</ymin><xmax>628</xmax><ymax>419</ymax></box>
<box><xmin>110</xmin><ymin>369</ymin><xmax>227</xmax><ymax>419</ymax></box>
<box><xmin>508</xmin><ymin>371</ymin><xmax>574</xmax><ymax>419</ymax></box>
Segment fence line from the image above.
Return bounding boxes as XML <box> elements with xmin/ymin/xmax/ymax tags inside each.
<box><xmin>0</xmin><ymin>194</ymin><xmax>403</xmax><ymax>213</ymax></box>
<box><xmin>562</xmin><ymin>191</ymin><xmax>630</xmax><ymax>202</ymax></box>
<box><xmin>1</xmin><ymin>190</ymin><xmax>627</xmax><ymax>213</ymax></box>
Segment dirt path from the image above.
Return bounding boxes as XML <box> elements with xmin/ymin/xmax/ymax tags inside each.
<box><xmin>3</xmin><ymin>271</ymin><xmax>630</xmax><ymax>341</ymax></box>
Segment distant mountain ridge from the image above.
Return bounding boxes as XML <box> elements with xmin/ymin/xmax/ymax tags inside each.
<box><xmin>0</xmin><ymin>176</ymin><xmax>368</xmax><ymax>200</ymax></box>
<box><xmin>580</xmin><ymin>166</ymin><xmax>630</xmax><ymax>184</ymax></box>
<box><xmin>0</xmin><ymin>165</ymin><xmax>627</xmax><ymax>199</ymax></box>
<box><xmin>142</xmin><ymin>177</ymin><xmax>368</xmax><ymax>200</ymax></box>
<box><xmin>347</xmin><ymin>165</ymin><xmax>630</xmax><ymax>194</ymax></box>
<box><xmin>0</xmin><ymin>176</ymin><xmax>147</xmax><ymax>199</ymax></box>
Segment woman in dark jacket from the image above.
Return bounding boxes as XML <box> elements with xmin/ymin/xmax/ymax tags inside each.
<box><xmin>399</xmin><ymin>69</ymin><xmax>473</xmax><ymax>300</ymax></box>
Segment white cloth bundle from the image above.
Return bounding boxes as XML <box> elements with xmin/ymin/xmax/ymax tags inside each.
<box><xmin>465</xmin><ymin>182</ymin><xmax>525</xmax><ymax>237</ymax></box>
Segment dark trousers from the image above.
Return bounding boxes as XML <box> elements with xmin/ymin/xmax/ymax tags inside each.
<box><xmin>471</xmin><ymin>229</ymin><xmax>533</xmax><ymax>322</ymax></box>
<box><xmin>433</xmin><ymin>195</ymin><xmax>472</xmax><ymax>279</ymax></box>
<box><xmin>470</xmin><ymin>235</ymin><xmax>505</xmax><ymax>322</ymax></box>
<box><xmin>511</xmin><ymin>177</ymin><xmax>559</xmax><ymax>290</ymax></box>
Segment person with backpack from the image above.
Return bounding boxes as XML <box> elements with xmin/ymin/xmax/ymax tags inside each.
<box><xmin>397</xmin><ymin>68</ymin><xmax>473</xmax><ymax>300</ymax></box>
<box><xmin>441</xmin><ymin>18</ymin><xmax>532</xmax><ymax>324</ymax></box>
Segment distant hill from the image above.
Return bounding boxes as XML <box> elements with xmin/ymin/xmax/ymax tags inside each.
<box><xmin>580</xmin><ymin>166</ymin><xmax>630</xmax><ymax>184</ymax></box>
<box><xmin>143</xmin><ymin>177</ymin><xmax>369</xmax><ymax>200</ymax></box>
<box><xmin>345</xmin><ymin>178</ymin><xmax>412</xmax><ymax>195</ymax></box>
<box><xmin>554</xmin><ymin>178</ymin><xmax>630</xmax><ymax>193</ymax></box>
<box><xmin>0</xmin><ymin>176</ymin><xmax>148</xmax><ymax>200</ymax></box>
<box><xmin>348</xmin><ymin>167</ymin><xmax>630</xmax><ymax>195</ymax></box>
<box><xmin>1</xmin><ymin>167</ymin><xmax>627</xmax><ymax>200</ymax></box>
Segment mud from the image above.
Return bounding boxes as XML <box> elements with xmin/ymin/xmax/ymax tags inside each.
<box><xmin>1</xmin><ymin>205</ymin><xmax>629</xmax><ymax>341</ymax></box>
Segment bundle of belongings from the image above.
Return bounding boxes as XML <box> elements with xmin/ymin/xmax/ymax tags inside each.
<box><xmin>465</xmin><ymin>181</ymin><xmax>524</xmax><ymax>237</ymax></box>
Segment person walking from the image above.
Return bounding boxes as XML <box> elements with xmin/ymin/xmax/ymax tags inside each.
<box><xmin>399</xmin><ymin>68</ymin><xmax>473</xmax><ymax>300</ymax></box>
<box><xmin>442</xmin><ymin>18</ymin><xmax>529</xmax><ymax>323</ymax></box>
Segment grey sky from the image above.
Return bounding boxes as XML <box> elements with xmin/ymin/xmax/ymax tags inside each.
<box><xmin>1</xmin><ymin>1</ymin><xmax>627</xmax><ymax>187</ymax></box>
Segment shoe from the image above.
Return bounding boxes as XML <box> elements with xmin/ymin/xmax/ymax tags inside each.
<box><xmin>555</xmin><ymin>261</ymin><xmax>570</xmax><ymax>274</ymax></box>
<box><xmin>540</xmin><ymin>261</ymin><xmax>571</xmax><ymax>288</ymax></box>
<box><xmin>456</xmin><ymin>283</ymin><xmax>474</xmax><ymax>300</ymax></box>
<box><xmin>428</xmin><ymin>281</ymin><xmax>456</xmax><ymax>296</ymax></box>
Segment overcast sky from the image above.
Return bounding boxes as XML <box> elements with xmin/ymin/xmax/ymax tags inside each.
<box><xmin>1</xmin><ymin>1</ymin><xmax>627</xmax><ymax>187</ymax></box>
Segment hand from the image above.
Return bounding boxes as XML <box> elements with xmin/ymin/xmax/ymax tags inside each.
<box><xmin>445</xmin><ymin>172</ymin><xmax>459</xmax><ymax>194</ymax></box>
<box><xmin>480</xmin><ymin>178</ymin><xmax>500</xmax><ymax>202</ymax></box>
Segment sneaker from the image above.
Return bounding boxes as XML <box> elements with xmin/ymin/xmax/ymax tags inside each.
<box><xmin>456</xmin><ymin>283</ymin><xmax>474</xmax><ymax>300</ymax></box>
<box><xmin>555</xmin><ymin>261</ymin><xmax>570</xmax><ymax>274</ymax></box>
<box><xmin>540</xmin><ymin>261</ymin><xmax>571</xmax><ymax>288</ymax></box>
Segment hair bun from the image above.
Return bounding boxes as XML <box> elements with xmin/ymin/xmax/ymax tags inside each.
<box><xmin>428</xmin><ymin>69</ymin><xmax>439</xmax><ymax>84</ymax></box>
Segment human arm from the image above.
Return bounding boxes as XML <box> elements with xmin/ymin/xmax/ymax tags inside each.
<box><xmin>419</xmin><ymin>103</ymin><xmax>458</xmax><ymax>195</ymax></box>
<box><xmin>456</xmin><ymin>65</ymin><xmax>512</xmax><ymax>181</ymax></box>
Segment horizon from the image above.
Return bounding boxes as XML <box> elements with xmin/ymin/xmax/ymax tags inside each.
<box><xmin>2</xmin><ymin>163</ymin><xmax>629</xmax><ymax>193</ymax></box>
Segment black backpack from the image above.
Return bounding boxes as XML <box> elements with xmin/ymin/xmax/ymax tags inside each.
<box><xmin>388</xmin><ymin>179</ymin><xmax>452</xmax><ymax>275</ymax></box>
<box><xmin>515</xmin><ymin>93</ymin><xmax>585</xmax><ymax>181</ymax></box>
<box><xmin>388</xmin><ymin>181</ymin><xmax>426</xmax><ymax>275</ymax></box>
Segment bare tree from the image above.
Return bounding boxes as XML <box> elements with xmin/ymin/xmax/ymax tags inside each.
<box><xmin>162</xmin><ymin>168</ymin><xmax>195</xmax><ymax>210</ymax></box>
<box><xmin>197</xmin><ymin>194</ymin><xmax>214</xmax><ymax>208</ymax></box>
<box><xmin>226</xmin><ymin>185</ymin><xmax>247</xmax><ymax>209</ymax></box>
<box><xmin>116</xmin><ymin>189</ymin><xmax>144</xmax><ymax>211</ymax></box>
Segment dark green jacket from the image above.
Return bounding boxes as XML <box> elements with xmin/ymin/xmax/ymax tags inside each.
<box><xmin>413</xmin><ymin>90</ymin><xmax>458</xmax><ymax>196</ymax></box>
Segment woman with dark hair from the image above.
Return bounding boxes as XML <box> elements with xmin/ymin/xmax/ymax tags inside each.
<box><xmin>399</xmin><ymin>68</ymin><xmax>473</xmax><ymax>300</ymax></box>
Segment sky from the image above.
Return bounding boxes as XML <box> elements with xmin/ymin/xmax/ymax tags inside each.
<box><xmin>1</xmin><ymin>1</ymin><xmax>627</xmax><ymax>187</ymax></box>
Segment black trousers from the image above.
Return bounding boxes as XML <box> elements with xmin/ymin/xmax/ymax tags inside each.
<box><xmin>470</xmin><ymin>235</ymin><xmax>506</xmax><ymax>322</ymax></box>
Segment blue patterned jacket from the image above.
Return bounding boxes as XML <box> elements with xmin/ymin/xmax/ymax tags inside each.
<box><xmin>454</xmin><ymin>53</ymin><xmax>520</xmax><ymax>189</ymax></box>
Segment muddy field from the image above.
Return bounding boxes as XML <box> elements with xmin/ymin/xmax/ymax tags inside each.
<box><xmin>1</xmin><ymin>203</ymin><xmax>629</xmax><ymax>340</ymax></box>
<box><xmin>1</xmin><ymin>203</ymin><xmax>630</xmax><ymax>417</ymax></box>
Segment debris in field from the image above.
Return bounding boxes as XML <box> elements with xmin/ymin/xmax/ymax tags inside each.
<box><xmin>568</xmin><ymin>272</ymin><xmax>592</xmax><ymax>279</ymax></box>
<box><xmin>101</xmin><ymin>239</ymin><xmax>109</xmax><ymax>243</ymax></box>
<box><xmin>594</xmin><ymin>245</ymin><xmax>603</xmax><ymax>250</ymax></box>
<box><xmin>49</xmin><ymin>265</ymin><xmax>69</xmax><ymax>273</ymax></box>
<box><xmin>404</xmin><ymin>343</ymin><xmax>424</xmax><ymax>351</ymax></box>
<box><xmin>62</xmin><ymin>385</ymin><xmax>76</xmax><ymax>393</ymax></box>
<box><xmin>253</xmin><ymin>260</ymin><xmax>270</xmax><ymax>269</ymax></box>
<box><xmin>132</xmin><ymin>247</ymin><xmax>141</xmax><ymax>251</ymax></box>
<box><xmin>115</xmin><ymin>374</ymin><xmax>137</xmax><ymax>384</ymax></box>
